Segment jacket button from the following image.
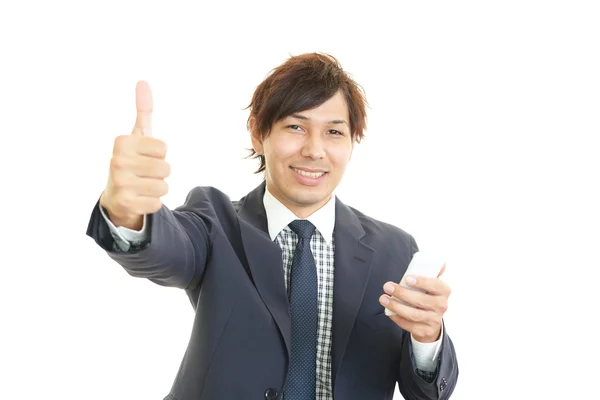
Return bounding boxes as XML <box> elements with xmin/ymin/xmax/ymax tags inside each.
<box><xmin>264</xmin><ymin>388</ymin><xmax>278</xmax><ymax>400</ymax></box>
<box><xmin>440</xmin><ymin>377</ymin><xmax>447</xmax><ymax>391</ymax></box>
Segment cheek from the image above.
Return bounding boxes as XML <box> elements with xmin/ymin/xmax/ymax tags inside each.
<box><xmin>328</xmin><ymin>145</ymin><xmax>353</xmax><ymax>169</ymax></box>
<box><xmin>266</xmin><ymin>139</ymin><xmax>299</xmax><ymax>166</ymax></box>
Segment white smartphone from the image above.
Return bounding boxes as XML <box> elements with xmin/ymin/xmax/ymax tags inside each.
<box><xmin>385</xmin><ymin>251</ymin><xmax>445</xmax><ymax>316</ymax></box>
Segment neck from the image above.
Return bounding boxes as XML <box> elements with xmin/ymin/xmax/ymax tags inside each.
<box><xmin>291</xmin><ymin>202</ymin><xmax>329</xmax><ymax>219</ymax></box>
<box><xmin>266</xmin><ymin>185</ymin><xmax>331</xmax><ymax>219</ymax></box>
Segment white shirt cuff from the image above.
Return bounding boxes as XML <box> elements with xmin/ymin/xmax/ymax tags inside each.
<box><xmin>98</xmin><ymin>203</ymin><xmax>148</xmax><ymax>251</ymax></box>
<box><xmin>410</xmin><ymin>323</ymin><xmax>444</xmax><ymax>373</ymax></box>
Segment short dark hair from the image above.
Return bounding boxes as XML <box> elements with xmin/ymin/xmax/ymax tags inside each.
<box><xmin>246</xmin><ymin>52</ymin><xmax>368</xmax><ymax>173</ymax></box>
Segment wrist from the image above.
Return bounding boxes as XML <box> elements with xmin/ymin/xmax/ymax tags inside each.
<box><xmin>100</xmin><ymin>192</ymin><xmax>144</xmax><ymax>230</ymax></box>
<box><xmin>101</xmin><ymin>205</ymin><xmax>142</xmax><ymax>231</ymax></box>
<box><xmin>110</xmin><ymin>214</ymin><xmax>144</xmax><ymax>231</ymax></box>
<box><xmin>413</xmin><ymin>325</ymin><xmax>442</xmax><ymax>343</ymax></box>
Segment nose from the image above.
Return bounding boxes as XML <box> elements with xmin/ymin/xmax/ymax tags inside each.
<box><xmin>301</xmin><ymin>131</ymin><xmax>325</xmax><ymax>160</ymax></box>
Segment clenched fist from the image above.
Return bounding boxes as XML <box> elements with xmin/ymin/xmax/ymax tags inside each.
<box><xmin>100</xmin><ymin>81</ymin><xmax>171</xmax><ymax>230</ymax></box>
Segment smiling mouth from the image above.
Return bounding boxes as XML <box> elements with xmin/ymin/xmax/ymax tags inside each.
<box><xmin>291</xmin><ymin>167</ymin><xmax>327</xmax><ymax>178</ymax></box>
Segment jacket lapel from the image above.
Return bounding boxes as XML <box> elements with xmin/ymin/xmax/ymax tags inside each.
<box><xmin>331</xmin><ymin>198</ymin><xmax>375</xmax><ymax>390</ymax></box>
<box><xmin>236</xmin><ymin>181</ymin><xmax>292</xmax><ymax>362</ymax></box>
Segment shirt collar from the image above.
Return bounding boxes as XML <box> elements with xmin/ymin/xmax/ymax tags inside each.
<box><xmin>263</xmin><ymin>186</ymin><xmax>336</xmax><ymax>245</ymax></box>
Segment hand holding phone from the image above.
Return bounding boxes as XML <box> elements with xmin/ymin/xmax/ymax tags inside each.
<box><xmin>385</xmin><ymin>251</ymin><xmax>445</xmax><ymax>316</ymax></box>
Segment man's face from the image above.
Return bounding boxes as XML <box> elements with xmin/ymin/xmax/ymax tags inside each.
<box><xmin>251</xmin><ymin>91</ymin><xmax>354</xmax><ymax>218</ymax></box>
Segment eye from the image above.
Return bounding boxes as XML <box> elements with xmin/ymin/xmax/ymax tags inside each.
<box><xmin>287</xmin><ymin>125</ymin><xmax>302</xmax><ymax>131</ymax></box>
<box><xmin>328</xmin><ymin>129</ymin><xmax>344</xmax><ymax>136</ymax></box>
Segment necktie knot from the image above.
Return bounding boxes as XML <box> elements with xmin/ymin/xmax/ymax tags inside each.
<box><xmin>288</xmin><ymin>219</ymin><xmax>316</xmax><ymax>239</ymax></box>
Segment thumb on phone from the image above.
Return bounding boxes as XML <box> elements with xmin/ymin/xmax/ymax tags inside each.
<box><xmin>437</xmin><ymin>263</ymin><xmax>446</xmax><ymax>278</ymax></box>
<box><xmin>132</xmin><ymin>80</ymin><xmax>153</xmax><ymax>136</ymax></box>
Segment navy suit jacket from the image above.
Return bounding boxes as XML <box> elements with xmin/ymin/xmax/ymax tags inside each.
<box><xmin>86</xmin><ymin>182</ymin><xmax>458</xmax><ymax>400</ymax></box>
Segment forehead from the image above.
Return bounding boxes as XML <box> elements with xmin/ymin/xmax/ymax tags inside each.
<box><xmin>284</xmin><ymin>91</ymin><xmax>349</xmax><ymax>122</ymax></box>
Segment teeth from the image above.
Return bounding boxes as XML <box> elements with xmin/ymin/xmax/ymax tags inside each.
<box><xmin>293</xmin><ymin>168</ymin><xmax>325</xmax><ymax>178</ymax></box>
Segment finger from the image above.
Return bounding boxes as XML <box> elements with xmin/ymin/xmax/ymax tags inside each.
<box><xmin>384</xmin><ymin>283</ymin><xmax>444</xmax><ymax>312</ymax></box>
<box><xmin>403</xmin><ymin>275</ymin><xmax>451</xmax><ymax>296</ymax></box>
<box><xmin>130</xmin><ymin>156</ymin><xmax>171</xmax><ymax>179</ymax></box>
<box><xmin>379</xmin><ymin>294</ymin><xmax>430</xmax><ymax>323</ymax></box>
<box><xmin>132</xmin><ymin>80</ymin><xmax>153</xmax><ymax>136</ymax></box>
<box><xmin>110</xmin><ymin>155</ymin><xmax>171</xmax><ymax>180</ymax></box>
<box><xmin>131</xmin><ymin>177</ymin><xmax>169</xmax><ymax>197</ymax></box>
<box><xmin>136</xmin><ymin>137</ymin><xmax>167</xmax><ymax>159</ymax></box>
<box><xmin>387</xmin><ymin>313</ymin><xmax>417</xmax><ymax>332</ymax></box>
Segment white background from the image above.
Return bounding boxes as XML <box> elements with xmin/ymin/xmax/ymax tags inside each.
<box><xmin>1</xmin><ymin>1</ymin><xmax>599</xmax><ymax>399</ymax></box>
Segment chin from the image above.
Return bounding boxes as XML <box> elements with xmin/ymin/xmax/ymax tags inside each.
<box><xmin>290</xmin><ymin>190</ymin><xmax>331</xmax><ymax>207</ymax></box>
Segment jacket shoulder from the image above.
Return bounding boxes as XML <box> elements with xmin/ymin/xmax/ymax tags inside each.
<box><xmin>347</xmin><ymin>205</ymin><xmax>417</xmax><ymax>252</ymax></box>
<box><xmin>177</xmin><ymin>186</ymin><xmax>232</xmax><ymax>208</ymax></box>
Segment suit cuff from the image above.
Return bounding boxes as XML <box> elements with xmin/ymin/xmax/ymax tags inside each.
<box><xmin>98</xmin><ymin>203</ymin><xmax>148</xmax><ymax>251</ymax></box>
<box><xmin>410</xmin><ymin>322</ymin><xmax>444</xmax><ymax>373</ymax></box>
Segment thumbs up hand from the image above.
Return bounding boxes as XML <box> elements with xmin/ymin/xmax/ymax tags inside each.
<box><xmin>100</xmin><ymin>81</ymin><xmax>171</xmax><ymax>230</ymax></box>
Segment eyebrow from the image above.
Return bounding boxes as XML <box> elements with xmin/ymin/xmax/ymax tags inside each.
<box><xmin>290</xmin><ymin>113</ymin><xmax>349</xmax><ymax>126</ymax></box>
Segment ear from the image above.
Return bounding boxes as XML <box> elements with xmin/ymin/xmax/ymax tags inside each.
<box><xmin>249</xmin><ymin>117</ymin><xmax>264</xmax><ymax>155</ymax></box>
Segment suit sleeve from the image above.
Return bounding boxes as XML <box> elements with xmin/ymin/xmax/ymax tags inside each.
<box><xmin>86</xmin><ymin>194</ymin><xmax>210</xmax><ymax>290</ymax></box>
<box><xmin>98</xmin><ymin>203</ymin><xmax>150</xmax><ymax>250</ymax></box>
<box><xmin>397</xmin><ymin>320</ymin><xmax>459</xmax><ymax>400</ymax></box>
<box><xmin>396</xmin><ymin>235</ymin><xmax>459</xmax><ymax>400</ymax></box>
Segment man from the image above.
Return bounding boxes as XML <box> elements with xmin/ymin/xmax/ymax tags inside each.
<box><xmin>86</xmin><ymin>52</ymin><xmax>458</xmax><ymax>400</ymax></box>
